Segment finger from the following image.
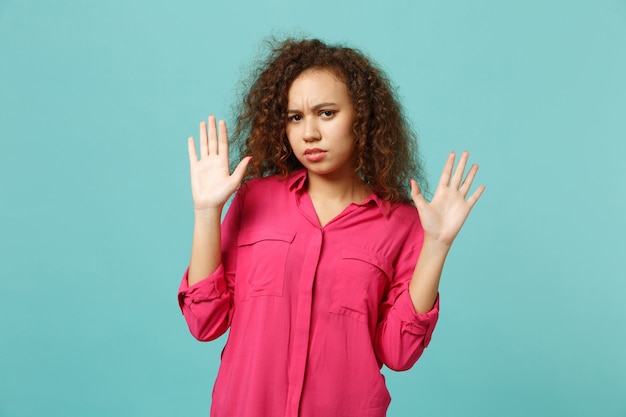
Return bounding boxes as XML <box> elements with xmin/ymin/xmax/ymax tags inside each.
<box><xmin>218</xmin><ymin>119</ymin><xmax>229</xmax><ymax>158</ymax></box>
<box><xmin>459</xmin><ymin>163</ymin><xmax>479</xmax><ymax>195</ymax></box>
<box><xmin>208</xmin><ymin>115</ymin><xmax>218</xmax><ymax>155</ymax></box>
<box><xmin>438</xmin><ymin>152</ymin><xmax>456</xmax><ymax>188</ymax></box>
<box><xmin>231</xmin><ymin>156</ymin><xmax>252</xmax><ymax>184</ymax></box>
<box><xmin>199</xmin><ymin>121</ymin><xmax>208</xmax><ymax>157</ymax></box>
<box><xmin>450</xmin><ymin>150</ymin><xmax>469</xmax><ymax>189</ymax></box>
<box><xmin>187</xmin><ymin>137</ymin><xmax>198</xmax><ymax>165</ymax></box>
<box><xmin>466</xmin><ymin>184</ymin><xmax>486</xmax><ymax>207</ymax></box>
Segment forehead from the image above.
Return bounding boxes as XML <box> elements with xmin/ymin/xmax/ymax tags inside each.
<box><xmin>287</xmin><ymin>69</ymin><xmax>350</xmax><ymax>103</ymax></box>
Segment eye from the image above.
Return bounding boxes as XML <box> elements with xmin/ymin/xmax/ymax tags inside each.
<box><xmin>288</xmin><ymin>114</ymin><xmax>302</xmax><ymax>122</ymax></box>
<box><xmin>320</xmin><ymin>110</ymin><xmax>335</xmax><ymax>118</ymax></box>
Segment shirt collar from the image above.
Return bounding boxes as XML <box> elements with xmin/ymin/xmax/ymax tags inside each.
<box><xmin>287</xmin><ymin>169</ymin><xmax>392</xmax><ymax>218</ymax></box>
<box><xmin>287</xmin><ymin>169</ymin><xmax>308</xmax><ymax>192</ymax></box>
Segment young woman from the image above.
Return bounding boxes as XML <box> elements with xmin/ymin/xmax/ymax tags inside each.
<box><xmin>178</xmin><ymin>38</ymin><xmax>484</xmax><ymax>417</ymax></box>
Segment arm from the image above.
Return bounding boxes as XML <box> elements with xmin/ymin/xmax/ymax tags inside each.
<box><xmin>408</xmin><ymin>150</ymin><xmax>485</xmax><ymax>313</ymax></box>
<box><xmin>178</xmin><ymin>115</ymin><xmax>250</xmax><ymax>340</ymax></box>
<box><xmin>186</xmin><ymin>115</ymin><xmax>250</xmax><ymax>285</ymax></box>
<box><xmin>374</xmin><ymin>151</ymin><xmax>484</xmax><ymax>370</ymax></box>
<box><xmin>178</xmin><ymin>192</ymin><xmax>244</xmax><ymax>341</ymax></box>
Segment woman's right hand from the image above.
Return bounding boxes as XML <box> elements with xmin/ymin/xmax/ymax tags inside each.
<box><xmin>187</xmin><ymin>115</ymin><xmax>251</xmax><ymax>212</ymax></box>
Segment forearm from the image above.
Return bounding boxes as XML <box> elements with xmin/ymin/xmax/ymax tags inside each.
<box><xmin>408</xmin><ymin>239</ymin><xmax>450</xmax><ymax>313</ymax></box>
<box><xmin>188</xmin><ymin>207</ymin><xmax>223</xmax><ymax>286</ymax></box>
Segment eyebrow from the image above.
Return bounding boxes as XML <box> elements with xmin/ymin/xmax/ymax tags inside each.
<box><xmin>286</xmin><ymin>102</ymin><xmax>338</xmax><ymax>114</ymax></box>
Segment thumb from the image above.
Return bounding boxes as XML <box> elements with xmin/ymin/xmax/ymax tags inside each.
<box><xmin>410</xmin><ymin>179</ymin><xmax>428</xmax><ymax>209</ymax></box>
<box><xmin>231</xmin><ymin>156</ymin><xmax>252</xmax><ymax>183</ymax></box>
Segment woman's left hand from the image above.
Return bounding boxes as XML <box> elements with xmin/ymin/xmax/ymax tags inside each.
<box><xmin>411</xmin><ymin>151</ymin><xmax>485</xmax><ymax>248</ymax></box>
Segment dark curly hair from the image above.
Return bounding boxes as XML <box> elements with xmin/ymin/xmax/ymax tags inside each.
<box><xmin>231</xmin><ymin>37</ymin><xmax>427</xmax><ymax>203</ymax></box>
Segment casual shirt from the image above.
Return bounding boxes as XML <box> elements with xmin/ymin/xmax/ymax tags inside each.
<box><xmin>178</xmin><ymin>169</ymin><xmax>439</xmax><ymax>417</ymax></box>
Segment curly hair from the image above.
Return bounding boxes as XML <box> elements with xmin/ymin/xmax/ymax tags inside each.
<box><xmin>231</xmin><ymin>37</ymin><xmax>427</xmax><ymax>203</ymax></box>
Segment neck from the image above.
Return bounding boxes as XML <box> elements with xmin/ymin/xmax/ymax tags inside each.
<box><xmin>306</xmin><ymin>170</ymin><xmax>370</xmax><ymax>204</ymax></box>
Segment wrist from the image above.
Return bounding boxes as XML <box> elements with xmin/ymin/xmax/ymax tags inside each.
<box><xmin>194</xmin><ymin>206</ymin><xmax>223</xmax><ymax>221</ymax></box>
<box><xmin>420</xmin><ymin>236</ymin><xmax>452</xmax><ymax>257</ymax></box>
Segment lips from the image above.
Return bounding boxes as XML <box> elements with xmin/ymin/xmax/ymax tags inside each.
<box><xmin>304</xmin><ymin>148</ymin><xmax>327</xmax><ymax>162</ymax></box>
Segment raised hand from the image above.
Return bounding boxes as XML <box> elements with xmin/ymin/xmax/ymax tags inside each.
<box><xmin>410</xmin><ymin>151</ymin><xmax>485</xmax><ymax>248</ymax></box>
<box><xmin>187</xmin><ymin>115</ymin><xmax>251</xmax><ymax>212</ymax></box>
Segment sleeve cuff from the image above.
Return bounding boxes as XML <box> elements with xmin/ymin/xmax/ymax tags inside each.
<box><xmin>393</xmin><ymin>290</ymin><xmax>440</xmax><ymax>347</ymax></box>
<box><xmin>177</xmin><ymin>264</ymin><xmax>227</xmax><ymax>311</ymax></box>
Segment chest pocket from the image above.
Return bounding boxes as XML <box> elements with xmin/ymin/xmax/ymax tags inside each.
<box><xmin>330</xmin><ymin>246</ymin><xmax>393</xmax><ymax>324</ymax></box>
<box><xmin>236</xmin><ymin>228</ymin><xmax>296</xmax><ymax>301</ymax></box>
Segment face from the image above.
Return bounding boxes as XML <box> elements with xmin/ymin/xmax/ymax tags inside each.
<box><xmin>285</xmin><ymin>68</ymin><xmax>357</xmax><ymax>181</ymax></box>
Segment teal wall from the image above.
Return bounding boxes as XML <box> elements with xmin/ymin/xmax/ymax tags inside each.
<box><xmin>1</xmin><ymin>1</ymin><xmax>625</xmax><ymax>416</ymax></box>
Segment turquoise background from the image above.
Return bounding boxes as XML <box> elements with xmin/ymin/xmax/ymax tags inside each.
<box><xmin>1</xmin><ymin>0</ymin><xmax>625</xmax><ymax>416</ymax></box>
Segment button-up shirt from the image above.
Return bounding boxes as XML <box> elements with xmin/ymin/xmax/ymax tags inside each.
<box><xmin>178</xmin><ymin>169</ymin><xmax>439</xmax><ymax>417</ymax></box>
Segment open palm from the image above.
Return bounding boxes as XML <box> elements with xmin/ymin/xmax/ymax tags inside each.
<box><xmin>411</xmin><ymin>151</ymin><xmax>485</xmax><ymax>247</ymax></box>
<box><xmin>187</xmin><ymin>115</ymin><xmax>251</xmax><ymax>211</ymax></box>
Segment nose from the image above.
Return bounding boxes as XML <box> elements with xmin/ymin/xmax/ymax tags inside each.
<box><xmin>303</xmin><ymin>117</ymin><xmax>321</xmax><ymax>142</ymax></box>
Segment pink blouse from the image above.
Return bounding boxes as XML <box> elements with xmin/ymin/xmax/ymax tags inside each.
<box><xmin>178</xmin><ymin>169</ymin><xmax>439</xmax><ymax>417</ymax></box>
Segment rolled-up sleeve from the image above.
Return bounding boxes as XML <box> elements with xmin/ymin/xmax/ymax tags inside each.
<box><xmin>374</xmin><ymin>289</ymin><xmax>439</xmax><ymax>371</ymax></box>
<box><xmin>178</xmin><ymin>264</ymin><xmax>232</xmax><ymax>341</ymax></box>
